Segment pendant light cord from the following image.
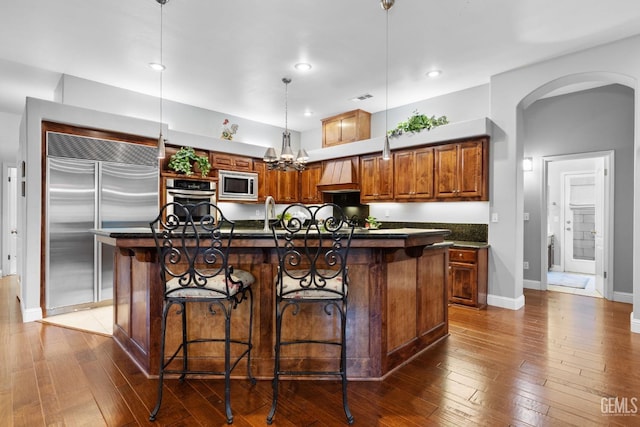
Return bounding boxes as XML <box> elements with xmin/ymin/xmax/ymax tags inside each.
<box><xmin>385</xmin><ymin>6</ymin><xmax>389</xmax><ymax>137</ymax></box>
<box><xmin>159</xmin><ymin>1</ymin><xmax>164</xmax><ymax>132</ymax></box>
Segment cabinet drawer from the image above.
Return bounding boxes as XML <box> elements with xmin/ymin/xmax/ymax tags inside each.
<box><xmin>449</xmin><ymin>249</ymin><xmax>477</xmax><ymax>263</ymax></box>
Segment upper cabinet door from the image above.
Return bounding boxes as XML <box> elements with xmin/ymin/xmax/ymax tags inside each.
<box><xmin>299</xmin><ymin>163</ymin><xmax>323</xmax><ymax>204</ymax></box>
<box><xmin>434</xmin><ymin>144</ymin><xmax>459</xmax><ymax>198</ymax></box>
<box><xmin>322</xmin><ymin>109</ymin><xmax>371</xmax><ymax>148</ymax></box>
<box><xmin>434</xmin><ymin>138</ymin><xmax>487</xmax><ymax>200</ymax></box>
<box><xmin>457</xmin><ymin>141</ymin><xmax>485</xmax><ymax>198</ymax></box>
<box><xmin>394</xmin><ymin>147</ymin><xmax>434</xmax><ymax>200</ymax></box>
<box><xmin>360</xmin><ymin>154</ymin><xmax>393</xmax><ymax>203</ymax></box>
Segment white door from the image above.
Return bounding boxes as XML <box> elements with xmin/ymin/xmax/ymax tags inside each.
<box><xmin>593</xmin><ymin>158</ymin><xmax>608</xmax><ymax>296</ymax></box>
<box><xmin>8</xmin><ymin>167</ymin><xmax>18</xmax><ymax>275</ymax></box>
<box><xmin>562</xmin><ymin>172</ymin><xmax>596</xmax><ymax>274</ymax></box>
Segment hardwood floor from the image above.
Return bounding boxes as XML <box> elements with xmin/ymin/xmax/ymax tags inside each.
<box><xmin>2</xmin><ymin>274</ymin><xmax>639</xmax><ymax>426</ymax></box>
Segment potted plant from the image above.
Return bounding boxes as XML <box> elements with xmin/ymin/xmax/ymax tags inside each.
<box><xmin>365</xmin><ymin>216</ymin><xmax>381</xmax><ymax>230</ymax></box>
<box><xmin>388</xmin><ymin>110</ymin><xmax>449</xmax><ymax>137</ymax></box>
<box><xmin>193</xmin><ymin>155</ymin><xmax>211</xmax><ymax>177</ymax></box>
<box><xmin>167</xmin><ymin>147</ymin><xmax>211</xmax><ymax>177</ymax></box>
<box><xmin>276</xmin><ymin>212</ymin><xmax>293</xmax><ymax>227</ymax></box>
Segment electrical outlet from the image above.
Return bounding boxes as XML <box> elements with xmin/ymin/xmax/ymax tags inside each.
<box><xmin>384</xmin><ymin>210</ymin><xmax>390</xmax><ymax>218</ymax></box>
<box><xmin>523</xmin><ymin>261</ymin><xmax>529</xmax><ymax>270</ymax></box>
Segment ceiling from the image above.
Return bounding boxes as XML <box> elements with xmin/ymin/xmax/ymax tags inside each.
<box><xmin>1</xmin><ymin>0</ymin><xmax>640</xmax><ymax>133</ymax></box>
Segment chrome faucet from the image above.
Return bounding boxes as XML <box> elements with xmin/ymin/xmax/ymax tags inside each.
<box><xmin>264</xmin><ymin>195</ymin><xmax>275</xmax><ymax>231</ymax></box>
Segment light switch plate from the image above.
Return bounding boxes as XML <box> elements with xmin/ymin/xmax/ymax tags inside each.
<box><xmin>491</xmin><ymin>213</ymin><xmax>499</xmax><ymax>223</ymax></box>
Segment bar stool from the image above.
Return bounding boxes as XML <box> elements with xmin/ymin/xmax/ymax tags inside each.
<box><xmin>149</xmin><ymin>201</ymin><xmax>255</xmax><ymax>424</ymax></box>
<box><xmin>267</xmin><ymin>203</ymin><xmax>355</xmax><ymax>425</ymax></box>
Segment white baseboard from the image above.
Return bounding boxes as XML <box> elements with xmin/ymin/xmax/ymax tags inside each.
<box><xmin>613</xmin><ymin>292</ymin><xmax>633</xmax><ymax>304</ymax></box>
<box><xmin>21</xmin><ymin>306</ymin><xmax>43</xmax><ymax>323</ymax></box>
<box><xmin>488</xmin><ymin>293</ymin><xmax>525</xmax><ymax>310</ymax></box>
<box><xmin>523</xmin><ymin>279</ymin><xmax>541</xmax><ymax>290</ymax></box>
<box><xmin>631</xmin><ymin>312</ymin><xmax>640</xmax><ymax>334</ymax></box>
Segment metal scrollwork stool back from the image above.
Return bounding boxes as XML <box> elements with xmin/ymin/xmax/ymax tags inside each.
<box><xmin>267</xmin><ymin>202</ymin><xmax>355</xmax><ymax>425</ymax></box>
<box><xmin>149</xmin><ymin>201</ymin><xmax>255</xmax><ymax>424</ymax></box>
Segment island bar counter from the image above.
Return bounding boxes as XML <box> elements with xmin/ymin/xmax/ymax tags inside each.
<box><xmin>94</xmin><ymin>227</ymin><xmax>451</xmax><ymax>380</ymax></box>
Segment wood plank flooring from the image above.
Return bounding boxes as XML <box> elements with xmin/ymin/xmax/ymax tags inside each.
<box><xmin>2</xmin><ymin>274</ymin><xmax>639</xmax><ymax>426</ymax></box>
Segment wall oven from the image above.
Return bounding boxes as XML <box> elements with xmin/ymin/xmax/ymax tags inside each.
<box><xmin>218</xmin><ymin>170</ymin><xmax>258</xmax><ymax>202</ymax></box>
<box><xmin>165</xmin><ymin>178</ymin><xmax>217</xmax><ymax>223</ymax></box>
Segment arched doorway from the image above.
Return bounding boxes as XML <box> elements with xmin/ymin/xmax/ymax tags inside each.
<box><xmin>518</xmin><ymin>73</ymin><xmax>634</xmax><ymax>303</ymax></box>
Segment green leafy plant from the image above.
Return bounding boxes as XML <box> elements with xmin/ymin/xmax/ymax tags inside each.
<box><xmin>365</xmin><ymin>215</ymin><xmax>381</xmax><ymax>229</ymax></box>
<box><xmin>167</xmin><ymin>147</ymin><xmax>210</xmax><ymax>177</ymax></box>
<box><xmin>276</xmin><ymin>212</ymin><xmax>293</xmax><ymax>222</ymax></box>
<box><xmin>388</xmin><ymin>110</ymin><xmax>449</xmax><ymax>137</ymax></box>
<box><xmin>194</xmin><ymin>155</ymin><xmax>211</xmax><ymax>177</ymax></box>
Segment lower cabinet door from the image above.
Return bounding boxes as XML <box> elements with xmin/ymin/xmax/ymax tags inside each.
<box><xmin>449</xmin><ymin>262</ymin><xmax>477</xmax><ymax>306</ymax></box>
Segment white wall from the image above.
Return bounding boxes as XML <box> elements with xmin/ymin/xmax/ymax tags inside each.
<box><xmin>300</xmin><ymin>84</ymin><xmax>491</xmax><ymax>151</ymax></box>
<box><xmin>19</xmin><ymin>98</ymin><xmax>162</xmax><ymax>321</ymax></box>
<box><xmin>56</xmin><ymin>74</ymin><xmax>299</xmax><ymax>152</ymax></box>
<box><xmin>522</xmin><ymin>84</ymin><xmax>634</xmax><ymax>291</ymax></box>
<box><xmin>490</xmin><ymin>34</ymin><xmax>640</xmax><ymax>330</ymax></box>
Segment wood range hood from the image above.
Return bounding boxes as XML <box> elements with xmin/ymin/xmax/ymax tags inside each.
<box><xmin>316</xmin><ymin>157</ymin><xmax>360</xmax><ymax>193</ymax></box>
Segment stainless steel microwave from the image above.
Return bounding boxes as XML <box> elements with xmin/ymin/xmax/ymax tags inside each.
<box><xmin>217</xmin><ymin>170</ymin><xmax>258</xmax><ymax>202</ymax></box>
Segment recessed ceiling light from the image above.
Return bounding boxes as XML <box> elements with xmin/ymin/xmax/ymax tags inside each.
<box><xmin>426</xmin><ymin>70</ymin><xmax>442</xmax><ymax>78</ymax></box>
<box><xmin>294</xmin><ymin>63</ymin><xmax>312</xmax><ymax>71</ymax></box>
<box><xmin>304</xmin><ymin>110</ymin><xmax>314</xmax><ymax>117</ymax></box>
<box><xmin>149</xmin><ymin>62</ymin><xmax>166</xmax><ymax>71</ymax></box>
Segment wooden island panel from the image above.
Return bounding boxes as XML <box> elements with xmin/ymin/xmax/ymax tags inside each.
<box><xmin>97</xmin><ymin>229</ymin><xmax>450</xmax><ymax>380</ymax></box>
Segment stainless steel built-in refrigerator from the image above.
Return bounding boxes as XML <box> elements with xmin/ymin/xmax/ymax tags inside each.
<box><xmin>46</xmin><ymin>132</ymin><xmax>158</xmax><ymax>314</ymax></box>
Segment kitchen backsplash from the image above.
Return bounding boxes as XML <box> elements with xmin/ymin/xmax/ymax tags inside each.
<box><xmin>382</xmin><ymin>222</ymin><xmax>488</xmax><ymax>242</ymax></box>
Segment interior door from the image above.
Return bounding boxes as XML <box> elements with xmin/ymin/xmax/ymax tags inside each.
<box><xmin>562</xmin><ymin>172</ymin><xmax>596</xmax><ymax>274</ymax></box>
<box><xmin>594</xmin><ymin>158</ymin><xmax>607</xmax><ymax>296</ymax></box>
<box><xmin>8</xmin><ymin>167</ymin><xmax>18</xmax><ymax>275</ymax></box>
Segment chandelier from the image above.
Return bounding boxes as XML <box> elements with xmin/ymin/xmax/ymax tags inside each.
<box><xmin>263</xmin><ymin>77</ymin><xmax>309</xmax><ymax>171</ymax></box>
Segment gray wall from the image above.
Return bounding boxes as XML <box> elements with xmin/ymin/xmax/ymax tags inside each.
<box><xmin>522</xmin><ymin>84</ymin><xmax>634</xmax><ymax>293</ymax></box>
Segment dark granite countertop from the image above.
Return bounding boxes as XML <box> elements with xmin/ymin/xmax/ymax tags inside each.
<box><xmin>92</xmin><ymin>227</ymin><xmax>450</xmax><ymax>239</ymax></box>
<box><xmin>439</xmin><ymin>240</ymin><xmax>490</xmax><ymax>249</ymax></box>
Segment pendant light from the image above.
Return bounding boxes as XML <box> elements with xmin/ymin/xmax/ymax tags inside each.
<box><xmin>155</xmin><ymin>0</ymin><xmax>168</xmax><ymax>159</ymax></box>
<box><xmin>263</xmin><ymin>77</ymin><xmax>309</xmax><ymax>171</ymax></box>
<box><xmin>381</xmin><ymin>0</ymin><xmax>394</xmax><ymax>160</ymax></box>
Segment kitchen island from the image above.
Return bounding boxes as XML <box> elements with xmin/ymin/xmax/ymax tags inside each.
<box><xmin>94</xmin><ymin>227</ymin><xmax>451</xmax><ymax>380</ymax></box>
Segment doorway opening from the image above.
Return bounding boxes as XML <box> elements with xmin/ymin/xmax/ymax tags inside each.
<box><xmin>542</xmin><ymin>152</ymin><xmax>613</xmax><ymax>299</ymax></box>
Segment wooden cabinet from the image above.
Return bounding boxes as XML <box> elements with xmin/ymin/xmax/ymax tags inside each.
<box><xmin>449</xmin><ymin>247</ymin><xmax>488</xmax><ymax>308</ymax></box>
<box><xmin>360</xmin><ymin>154</ymin><xmax>394</xmax><ymax>202</ymax></box>
<box><xmin>253</xmin><ymin>161</ymin><xmax>269</xmax><ymax>203</ymax></box>
<box><xmin>394</xmin><ymin>146</ymin><xmax>434</xmax><ymax>200</ymax></box>
<box><xmin>322</xmin><ymin>109</ymin><xmax>371</xmax><ymax>148</ymax></box>
<box><xmin>434</xmin><ymin>138</ymin><xmax>488</xmax><ymax>200</ymax></box>
<box><xmin>299</xmin><ymin>163</ymin><xmax>324</xmax><ymax>204</ymax></box>
<box><xmin>268</xmin><ymin>169</ymin><xmax>299</xmax><ymax>203</ymax></box>
<box><xmin>210</xmin><ymin>152</ymin><xmax>253</xmax><ymax>171</ymax></box>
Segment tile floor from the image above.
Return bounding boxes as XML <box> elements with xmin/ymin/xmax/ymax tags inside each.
<box><xmin>39</xmin><ymin>305</ymin><xmax>113</xmax><ymax>336</ymax></box>
<box><xmin>547</xmin><ymin>271</ymin><xmax>602</xmax><ymax>298</ymax></box>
